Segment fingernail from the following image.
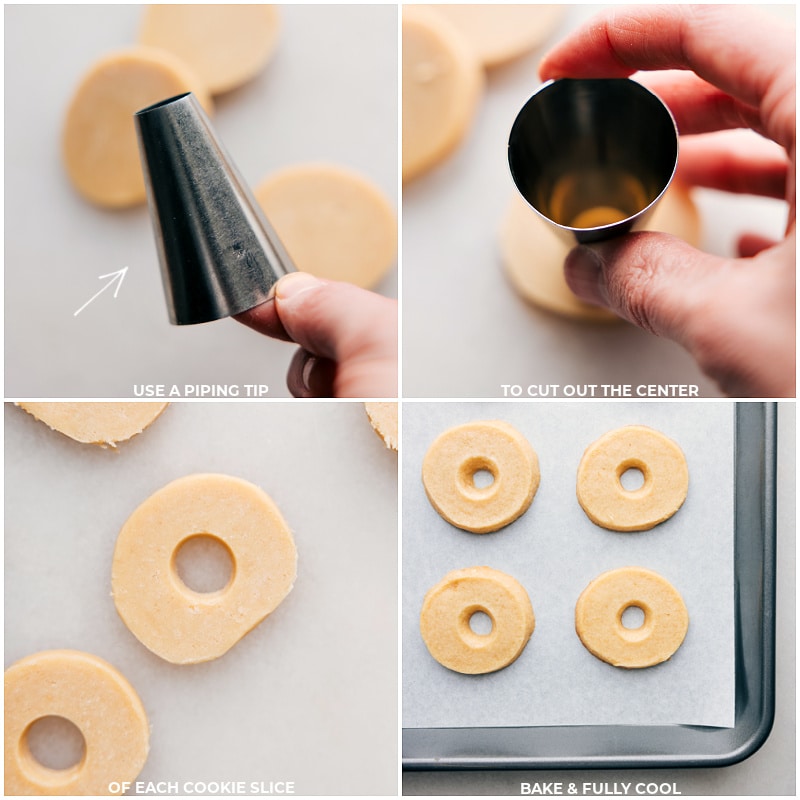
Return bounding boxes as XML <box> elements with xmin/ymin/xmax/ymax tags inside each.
<box><xmin>565</xmin><ymin>246</ymin><xmax>606</xmax><ymax>306</ymax></box>
<box><xmin>275</xmin><ymin>271</ymin><xmax>324</xmax><ymax>301</ymax></box>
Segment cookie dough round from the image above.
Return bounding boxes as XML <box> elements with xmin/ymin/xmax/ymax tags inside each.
<box><xmin>421</xmin><ymin>566</ymin><xmax>535</xmax><ymax>674</ymax></box>
<box><xmin>4</xmin><ymin>650</ymin><xmax>149</xmax><ymax>795</ymax></box>
<box><xmin>139</xmin><ymin>4</ymin><xmax>280</xmax><ymax>95</ymax></box>
<box><xmin>112</xmin><ymin>473</ymin><xmax>297</xmax><ymax>665</ymax></box>
<box><xmin>364</xmin><ymin>402</ymin><xmax>398</xmax><ymax>451</ymax></box>
<box><xmin>17</xmin><ymin>402</ymin><xmax>168</xmax><ymax>447</ymax></box>
<box><xmin>428</xmin><ymin>5</ymin><xmax>564</xmax><ymax>68</ymax></box>
<box><xmin>255</xmin><ymin>163</ymin><xmax>397</xmax><ymax>289</ymax></box>
<box><xmin>577</xmin><ymin>425</ymin><xmax>689</xmax><ymax>532</ymax></box>
<box><xmin>62</xmin><ymin>47</ymin><xmax>212</xmax><ymax>208</ymax></box>
<box><xmin>500</xmin><ymin>181</ymin><xmax>701</xmax><ymax>320</ymax></box>
<box><xmin>402</xmin><ymin>6</ymin><xmax>484</xmax><ymax>181</ymax></box>
<box><xmin>422</xmin><ymin>420</ymin><xmax>539</xmax><ymax>533</ymax></box>
<box><xmin>575</xmin><ymin>567</ymin><xmax>689</xmax><ymax>668</ymax></box>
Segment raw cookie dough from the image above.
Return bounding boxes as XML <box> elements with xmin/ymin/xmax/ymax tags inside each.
<box><xmin>112</xmin><ymin>473</ymin><xmax>297</xmax><ymax>665</ymax></box>
<box><xmin>426</xmin><ymin>5</ymin><xmax>564</xmax><ymax>68</ymax></box>
<box><xmin>422</xmin><ymin>420</ymin><xmax>539</xmax><ymax>533</ymax></box>
<box><xmin>420</xmin><ymin>566</ymin><xmax>535</xmax><ymax>674</ymax></box>
<box><xmin>575</xmin><ymin>566</ymin><xmax>689</xmax><ymax>668</ymax></box>
<box><xmin>577</xmin><ymin>425</ymin><xmax>689</xmax><ymax>532</ymax></box>
<box><xmin>17</xmin><ymin>402</ymin><xmax>168</xmax><ymax>447</ymax></box>
<box><xmin>4</xmin><ymin>650</ymin><xmax>149</xmax><ymax>795</ymax></box>
<box><xmin>62</xmin><ymin>47</ymin><xmax>212</xmax><ymax>208</ymax></box>
<box><xmin>255</xmin><ymin>163</ymin><xmax>397</xmax><ymax>289</ymax></box>
<box><xmin>500</xmin><ymin>181</ymin><xmax>701</xmax><ymax>320</ymax></box>
<box><xmin>402</xmin><ymin>6</ymin><xmax>484</xmax><ymax>181</ymax></box>
<box><xmin>364</xmin><ymin>402</ymin><xmax>398</xmax><ymax>451</ymax></box>
<box><xmin>139</xmin><ymin>4</ymin><xmax>280</xmax><ymax>95</ymax></box>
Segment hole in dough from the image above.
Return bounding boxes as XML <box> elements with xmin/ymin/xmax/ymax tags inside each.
<box><xmin>469</xmin><ymin>610</ymin><xmax>493</xmax><ymax>636</ymax></box>
<box><xmin>25</xmin><ymin>716</ymin><xmax>86</xmax><ymax>771</ymax></box>
<box><xmin>620</xmin><ymin>605</ymin><xmax>646</xmax><ymax>630</ymax></box>
<box><xmin>472</xmin><ymin>468</ymin><xmax>495</xmax><ymax>489</ymax></box>
<box><xmin>619</xmin><ymin>467</ymin><xmax>645</xmax><ymax>491</ymax></box>
<box><xmin>173</xmin><ymin>534</ymin><xmax>235</xmax><ymax>594</ymax></box>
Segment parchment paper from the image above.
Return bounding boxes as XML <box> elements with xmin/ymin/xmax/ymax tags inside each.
<box><xmin>402</xmin><ymin>402</ymin><xmax>735</xmax><ymax>729</ymax></box>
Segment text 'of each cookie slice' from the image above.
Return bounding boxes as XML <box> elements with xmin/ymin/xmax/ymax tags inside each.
<box><xmin>420</xmin><ymin>566</ymin><xmax>535</xmax><ymax>674</ymax></box>
<box><xmin>575</xmin><ymin>566</ymin><xmax>689</xmax><ymax>668</ymax></box>
<box><xmin>16</xmin><ymin>402</ymin><xmax>169</xmax><ymax>447</ymax></box>
<box><xmin>499</xmin><ymin>181</ymin><xmax>701</xmax><ymax>321</ymax></box>
<box><xmin>4</xmin><ymin>650</ymin><xmax>149</xmax><ymax>795</ymax></box>
<box><xmin>254</xmin><ymin>163</ymin><xmax>397</xmax><ymax>290</ymax></box>
<box><xmin>425</xmin><ymin>4</ymin><xmax>565</xmax><ymax>69</ymax></box>
<box><xmin>402</xmin><ymin>5</ymin><xmax>484</xmax><ymax>182</ymax></box>
<box><xmin>62</xmin><ymin>47</ymin><xmax>213</xmax><ymax>208</ymax></box>
<box><xmin>139</xmin><ymin>4</ymin><xmax>281</xmax><ymax>95</ymax></box>
<box><xmin>576</xmin><ymin>425</ymin><xmax>689</xmax><ymax>532</ymax></box>
<box><xmin>422</xmin><ymin>420</ymin><xmax>540</xmax><ymax>533</ymax></box>
<box><xmin>112</xmin><ymin>473</ymin><xmax>297</xmax><ymax>665</ymax></box>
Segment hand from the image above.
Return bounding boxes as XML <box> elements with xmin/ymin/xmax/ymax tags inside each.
<box><xmin>539</xmin><ymin>5</ymin><xmax>795</xmax><ymax>398</ymax></box>
<box><xmin>236</xmin><ymin>273</ymin><xmax>398</xmax><ymax>398</ymax></box>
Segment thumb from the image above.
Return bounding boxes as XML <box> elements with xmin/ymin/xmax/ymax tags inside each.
<box><xmin>274</xmin><ymin>272</ymin><xmax>398</xmax><ymax>397</ymax></box>
<box><xmin>564</xmin><ymin>232</ymin><xmax>726</xmax><ymax>343</ymax></box>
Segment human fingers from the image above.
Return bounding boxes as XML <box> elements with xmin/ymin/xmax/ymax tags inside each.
<box><xmin>274</xmin><ymin>272</ymin><xmax>398</xmax><ymax>397</ymax></box>
<box><xmin>539</xmin><ymin>5</ymin><xmax>794</xmax><ymax>148</ymax></box>
<box><xmin>677</xmin><ymin>133</ymin><xmax>789</xmax><ymax>199</ymax></box>
<box><xmin>234</xmin><ymin>298</ymin><xmax>292</xmax><ymax>341</ymax></box>
<box><xmin>286</xmin><ymin>349</ymin><xmax>337</xmax><ymax>398</ymax></box>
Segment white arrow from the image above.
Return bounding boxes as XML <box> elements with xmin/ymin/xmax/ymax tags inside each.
<box><xmin>73</xmin><ymin>267</ymin><xmax>129</xmax><ymax>317</ymax></box>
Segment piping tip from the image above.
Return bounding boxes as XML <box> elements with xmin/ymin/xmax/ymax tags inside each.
<box><xmin>135</xmin><ymin>92</ymin><xmax>295</xmax><ymax>325</ymax></box>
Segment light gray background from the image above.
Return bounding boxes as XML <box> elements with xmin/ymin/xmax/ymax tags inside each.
<box><xmin>4</xmin><ymin>5</ymin><xmax>397</xmax><ymax>398</ymax></box>
<box><xmin>402</xmin><ymin>4</ymin><xmax>793</xmax><ymax>398</ymax></box>
<box><xmin>403</xmin><ymin>403</ymin><xmax>795</xmax><ymax>796</ymax></box>
<box><xmin>5</xmin><ymin>401</ymin><xmax>398</xmax><ymax>796</ymax></box>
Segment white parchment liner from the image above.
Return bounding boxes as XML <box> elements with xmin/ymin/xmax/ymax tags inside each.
<box><xmin>402</xmin><ymin>402</ymin><xmax>735</xmax><ymax>729</ymax></box>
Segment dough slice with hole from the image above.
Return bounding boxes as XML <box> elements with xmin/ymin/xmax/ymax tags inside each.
<box><xmin>16</xmin><ymin>402</ymin><xmax>168</xmax><ymax>447</ymax></box>
<box><xmin>425</xmin><ymin>4</ymin><xmax>564</xmax><ymax>68</ymax></box>
<box><xmin>364</xmin><ymin>402</ymin><xmax>398</xmax><ymax>451</ymax></box>
<box><xmin>62</xmin><ymin>47</ymin><xmax>212</xmax><ymax>208</ymax></box>
<box><xmin>139</xmin><ymin>5</ymin><xmax>280</xmax><ymax>95</ymax></box>
<box><xmin>499</xmin><ymin>181</ymin><xmax>701</xmax><ymax>321</ymax></box>
<box><xmin>255</xmin><ymin>163</ymin><xmax>397</xmax><ymax>289</ymax></box>
<box><xmin>402</xmin><ymin>6</ymin><xmax>484</xmax><ymax>181</ymax></box>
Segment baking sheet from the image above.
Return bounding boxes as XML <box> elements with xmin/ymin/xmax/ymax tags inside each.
<box><xmin>4</xmin><ymin>401</ymin><xmax>398</xmax><ymax>796</ymax></box>
<box><xmin>402</xmin><ymin>402</ymin><xmax>736</xmax><ymax>729</ymax></box>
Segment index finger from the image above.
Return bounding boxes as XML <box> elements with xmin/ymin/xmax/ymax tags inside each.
<box><xmin>539</xmin><ymin>5</ymin><xmax>795</xmax><ymax>148</ymax></box>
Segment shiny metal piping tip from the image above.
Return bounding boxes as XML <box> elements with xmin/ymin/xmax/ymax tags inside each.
<box><xmin>135</xmin><ymin>92</ymin><xmax>295</xmax><ymax>325</ymax></box>
<box><xmin>508</xmin><ymin>78</ymin><xmax>679</xmax><ymax>245</ymax></box>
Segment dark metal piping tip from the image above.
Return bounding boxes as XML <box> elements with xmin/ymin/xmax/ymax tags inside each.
<box><xmin>135</xmin><ymin>92</ymin><xmax>295</xmax><ymax>325</ymax></box>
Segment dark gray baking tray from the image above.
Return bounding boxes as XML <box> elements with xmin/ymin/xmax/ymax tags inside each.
<box><xmin>403</xmin><ymin>402</ymin><xmax>776</xmax><ymax>769</ymax></box>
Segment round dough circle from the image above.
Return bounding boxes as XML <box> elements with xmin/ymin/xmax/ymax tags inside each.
<box><xmin>500</xmin><ymin>181</ymin><xmax>701</xmax><ymax>320</ymax></box>
<box><xmin>255</xmin><ymin>163</ymin><xmax>397</xmax><ymax>289</ymax></box>
<box><xmin>364</xmin><ymin>402</ymin><xmax>398</xmax><ymax>451</ymax></box>
<box><xmin>576</xmin><ymin>425</ymin><xmax>689</xmax><ymax>532</ymax></box>
<box><xmin>62</xmin><ymin>48</ymin><xmax>212</xmax><ymax>208</ymax></box>
<box><xmin>422</xmin><ymin>420</ymin><xmax>539</xmax><ymax>533</ymax></box>
<box><xmin>112</xmin><ymin>473</ymin><xmax>297</xmax><ymax>665</ymax></box>
<box><xmin>575</xmin><ymin>567</ymin><xmax>689</xmax><ymax>668</ymax></box>
<box><xmin>17</xmin><ymin>402</ymin><xmax>168</xmax><ymax>446</ymax></box>
<box><xmin>430</xmin><ymin>5</ymin><xmax>565</xmax><ymax>68</ymax></box>
<box><xmin>139</xmin><ymin>5</ymin><xmax>280</xmax><ymax>95</ymax></box>
<box><xmin>421</xmin><ymin>566</ymin><xmax>535</xmax><ymax>674</ymax></box>
<box><xmin>402</xmin><ymin>6</ymin><xmax>484</xmax><ymax>181</ymax></box>
<box><xmin>4</xmin><ymin>650</ymin><xmax>149</xmax><ymax>795</ymax></box>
